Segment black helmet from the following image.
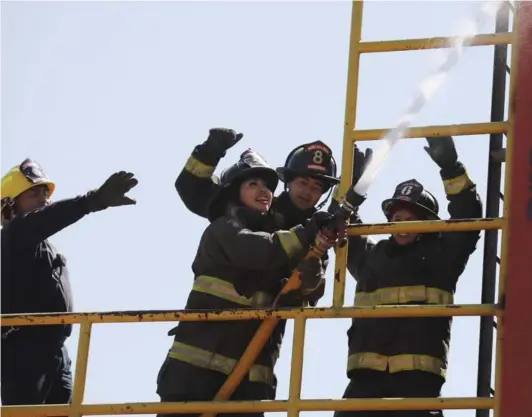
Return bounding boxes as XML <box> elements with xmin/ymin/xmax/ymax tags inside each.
<box><xmin>206</xmin><ymin>149</ymin><xmax>279</xmax><ymax>222</ymax></box>
<box><xmin>382</xmin><ymin>179</ymin><xmax>440</xmax><ymax>220</ymax></box>
<box><xmin>276</xmin><ymin>141</ymin><xmax>340</xmax><ymax>193</ymax></box>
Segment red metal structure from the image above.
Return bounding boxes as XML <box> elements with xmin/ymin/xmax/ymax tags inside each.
<box><xmin>497</xmin><ymin>3</ymin><xmax>532</xmax><ymax>416</ymax></box>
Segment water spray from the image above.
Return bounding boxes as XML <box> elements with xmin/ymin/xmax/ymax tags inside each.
<box><xmin>354</xmin><ymin>0</ymin><xmax>507</xmax><ymax>197</ymax></box>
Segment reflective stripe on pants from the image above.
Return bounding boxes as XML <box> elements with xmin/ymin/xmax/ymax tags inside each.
<box><xmin>169</xmin><ymin>341</ymin><xmax>274</xmax><ymax>385</ymax></box>
<box><xmin>355</xmin><ymin>285</ymin><xmax>453</xmax><ymax>307</ymax></box>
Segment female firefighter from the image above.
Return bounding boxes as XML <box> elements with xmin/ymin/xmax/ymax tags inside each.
<box><xmin>1</xmin><ymin>158</ymin><xmax>137</xmax><ymax>406</ymax></box>
<box><xmin>329</xmin><ymin>136</ymin><xmax>483</xmax><ymax>417</ymax></box>
<box><xmin>156</xmin><ymin>149</ymin><xmax>337</xmax><ymax>417</ymax></box>
<box><xmin>174</xmin><ymin>127</ymin><xmax>341</xmax><ymax>304</ymax></box>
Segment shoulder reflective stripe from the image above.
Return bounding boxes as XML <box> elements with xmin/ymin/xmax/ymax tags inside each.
<box><xmin>276</xmin><ymin>230</ymin><xmax>303</xmax><ymax>258</ymax></box>
<box><xmin>184</xmin><ymin>156</ymin><xmax>215</xmax><ymax>179</ymax></box>
<box><xmin>347</xmin><ymin>353</ymin><xmax>446</xmax><ymax>377</ymax></box>
<box><xmin>354</xmin><ymin>285</ymin><xmax>453</xmax><ymax>307</ymax></box>
<box><xmin>169</xmin><ymin>341</ymin><xmax>274</xmax><ymax>385</ymax></box>
<box><xmin>193</xmin><ymin>276</ymin><xmax>252</xmax><ymax>306</ymax></box>
<box><xmin>443</xmin><ymin>172</ymin><xmax>474</xmax><ymax>195</ymax></box>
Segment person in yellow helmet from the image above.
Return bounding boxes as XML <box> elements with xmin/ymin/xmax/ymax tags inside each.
<box><xmin>1</xmin><ymin>158</ymin><xmax>138</xmax><ymax>406</ymax></box>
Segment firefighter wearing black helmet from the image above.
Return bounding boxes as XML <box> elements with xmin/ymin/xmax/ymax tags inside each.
<box><xmin>157</xmin><ymin>149</ymin><xmax>336</xmax><ymax>417</ymax></box>
<box><xmin>174</xmin><ymin>128</ymin><xmax>340</xmax><ymax>305</ymax></box>
<box><xmin>1</xmin><ymin>158</ymin><xmax>138</xmax><ymax>406</ymax></box>
<box><xmin>176</xmin><ymin>128</ymin><xmax>339</xmax><ymax>223</ymax></box>
<box><xmin>329</xmin><ymin>136</ymin><xmax>483</xmax><ymax>417</ymax></box>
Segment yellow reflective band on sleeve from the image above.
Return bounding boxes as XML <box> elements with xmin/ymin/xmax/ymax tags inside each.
<box><xmin>347</xmin><ymin>353</ymin><xmax>446</xmax><ymax>378</ymax></box>
<box><xmin>184</xmin><ymin>155</ymin><xmax>216</xmax><ymax>179</ymax></box>
<box><xmin>276</xmin><ymin>230</ymin><xmax>303</xmax><ymax>258</ymax></box>
<box><xmin>354</xmin><ymin>285</ymin><xmax>453</xmax><ymax>307</ymax></box>
<box><xmin>169</xmin><ymin>341</ymin><xmax>274</xmax><ymax>385</ymax></box>
<box><xmin>443</xmin><ymin>172</ymin><xmax>474</xmax><ymax>195</ymax></box>
<box><xmin>193</xmin><ymin>276</ymin><xmax>253</xmax><ymax>306</ymax></box>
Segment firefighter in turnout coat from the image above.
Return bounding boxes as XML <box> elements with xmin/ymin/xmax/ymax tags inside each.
<box><xmin>156</xmin><ymin>149</ymin><xmax>337</xmax><ymax>417</ymax></box>
<box><xmin>1</xmin><ymin>158</ymin><xmax>138</xmax><ymax>406</ymax></box>
<box><xmin>330</xmin><ymin>137</ymin><xmax>483</xmax><ymax>417</ymax></box>
<box><xmin>174</xmin><ymin>128</ymin><xmax>341</xmax><ymax>305</ymax></box>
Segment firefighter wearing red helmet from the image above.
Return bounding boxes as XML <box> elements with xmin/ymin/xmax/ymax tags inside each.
<box><xmin>329</xmin><ymin>136</ymin><xmax>483</xmax><ymax>417</ymax></box>
<box><xmin>157</xmin><ymin>150</ymin><xmax>336</xmax><ymax>417</ymax></box>
<box><xmin>1</xmin><ymin>158</ymin><xmax>138</xmax><ymax>406</ymax></box>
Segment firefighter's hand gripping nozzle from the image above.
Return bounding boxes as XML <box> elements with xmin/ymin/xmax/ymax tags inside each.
<box><xmin>330</xmin><ymin>185</ymin><xmax>367</xmax><ymax>248</ymax></box>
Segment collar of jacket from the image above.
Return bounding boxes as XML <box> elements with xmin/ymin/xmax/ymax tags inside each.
<box><xmin>273</xmin><ymin>191</ymin><xmax>316</xmax><ymax>229</ymax></box>
<box><xmin>226</xmin><ymin>203</ymin><xmax>281</xmax><ymax>233</ymax></box>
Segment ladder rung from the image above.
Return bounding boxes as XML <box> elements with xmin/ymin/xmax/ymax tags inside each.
<box><xmin>499</xmin><ymin>192</ymin><xmax>504</xmax><ymax>201</ymax></box>
<box><xmin>352</xmin><ymin>122</ymin><xmax>508</xmax><ymax>141</ymax></box>
<box><xmin>347</xmin><ymin>218</ymin><xmax>503</xmax><ymax>236</ymax></box>
<box><xmin>497</xmin><ymin>256</ymin><xmax>501</xmax><ymax>264</ymax></box>
<box><xmin>490</xmin><ymin>388</ymin><xmax>495</xmax><ymax>396</ymax></box>
<box><xmin>359</xmin><ymin>32</ymin><xmax>512</xmax><ymax>54</ymax></box>
<box><xmin>493</xmin><ymin>320</ymin><xmax>498</xmax><ymax>329</ymax></box>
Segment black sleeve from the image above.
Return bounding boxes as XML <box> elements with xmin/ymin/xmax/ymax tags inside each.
<box><xmin>440</xmin><ymin>162</ymin><xmax>483</xmax><ymax>265</ymax></box>
<box><xmin>346</xmin><ymin>211</ymin><xmax>377</xmax><ymax>281</ymax></box>
<box><xmin>175</xmin><ymin>143</ymin><xmax>223</xmax><ymax>219</ymax></box>
<box><xmin>7</xmin><ymin>196</ymin><xmax>91</xmax><ymax>248</ymax></box>
<box><xmin>210</xmin><ymin>217</ymin><xmax>315</xmax><ymax>271</ymax></box>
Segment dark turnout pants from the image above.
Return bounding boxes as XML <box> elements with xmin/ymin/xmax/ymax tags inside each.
<box><xmin>156</xmin><ymin>358</ymin><xmax>275</xmax><ymax>417</ymax></box>
<box><xmin>334</xmin><ymin>369</ymin><xmax>444</xmax><ymax>417</ymax></box>
<box><xmin>1</xmin><ymin>338</ymin><xmax>73</xmax><ymax>406</ymax></box>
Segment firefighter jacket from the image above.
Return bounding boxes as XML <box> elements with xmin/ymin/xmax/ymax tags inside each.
<box><xmin>345</xmin><ymin>164</ymin><xmax>483</xmax><ymax>380</ymax></box>
<box><xmin>1</xmin><ymin>196</ymin><xmax>92</xmax><ymax>343</ymax></box>
<box><xmin>175</xmin><ymin>143</ymin><xmax>327</xmax><ymax>304</ymax></box>
<box><xmin>167</xmin><ymin>204</ymin><xmax>318</xmax><ymax>392</ymax></box>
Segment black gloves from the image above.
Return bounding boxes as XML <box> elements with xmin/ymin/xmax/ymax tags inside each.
<box><xmin>86</xmin><ymin>171</ymin><xmax>138</xmax><ymax>213</ymax></box>
<box><xmin>328</xmin><ymin>144</ymin><xmax>372</xmax><ymax>216</ymax></box>
<box><xmin>204</xmin><ymin>128</ymin><xmax>244</xmax><ymax>157</ymax></box>
<box><xmin>353</xmin><ymin>144</ymin><xmax>373</xmax><ymax>186</ymax></box>
<box><xmin>424</xmin><ymin>136</ymin><xmax>458</xmax><ymax>170</ymax></box>
<box><xmin>304</xmin><ymin>211</ymin><xmax>336</xmax><ymax>240</ymax></box>
<box><xmin>424</xmin><ymin>136</ymin><xmax>467</xmax><ymax>179</ymax></box>
<box><xmin>311</xmin><ymin>210</ymin><xmax>336</xmax><ymax>229</ymax></box>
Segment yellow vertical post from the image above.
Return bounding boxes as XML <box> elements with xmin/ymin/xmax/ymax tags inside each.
<box><xmin>68</xmin><ymin>321</ymin><xmax>93</xmax><ymax>417</ymax></box>
<box><xmin>333</xmin><ymin>0</ymin><xmax>364</xmax><ymax>308</ymax></box>
<box><xmin>287</xmin><ymin>317</ymin><xmax>307</xmax><ymax>417</ymax></box>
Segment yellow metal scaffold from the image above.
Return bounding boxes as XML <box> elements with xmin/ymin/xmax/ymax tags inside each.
<box><xmin>2</xmin><ymin>1</ymin><xmax>531</xmax><ymax>416</ymax></box>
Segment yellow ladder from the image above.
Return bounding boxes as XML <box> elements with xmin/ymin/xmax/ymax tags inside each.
<box><xmin>333</xmin><ymin>1</ymin><xmax>531</xmax><ymax>416</ymax></box>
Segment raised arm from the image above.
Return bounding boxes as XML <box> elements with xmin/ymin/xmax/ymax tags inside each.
<box><xmin>5</xmin><ymin>197</ymin><xmax>91</xmax><ymax>248</ymax></box>
<box><xmin>328</xmin><ymin>144</ymin><xmax>376</xmax><ymax>281</ymax></box>
<box><xmin>175</xmin><ymin>128</ymin><xmax>243</xmax><ymax>219</ymax></box>
<box><xmin>424</xmin><ymin>136</ymin><xmax>483</xmax><ymax>265</ymax></box>
<box><xmin>6</xmin><ymin>171</ymin><xmax>138</xmax><ymax>249</ymax></box>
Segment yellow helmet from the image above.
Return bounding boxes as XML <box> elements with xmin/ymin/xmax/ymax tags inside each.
<box><xmin>1</xmin><ymin>158</ymin><xmax>56</xmax><ymax>211</ymax></box>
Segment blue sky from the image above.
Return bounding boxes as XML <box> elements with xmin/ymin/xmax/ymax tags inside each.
<box><xmin>1</xmin><ymin>1</ymin><xmax>508</xmax><ymax>416</ymax></box>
